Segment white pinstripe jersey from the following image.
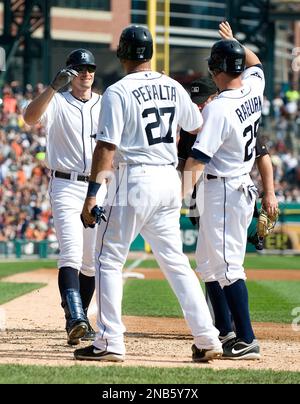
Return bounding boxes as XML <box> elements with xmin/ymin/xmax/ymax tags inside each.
<box><xmin>41</xmin><ymin>91</ymin><xmax>102</xmax><ymax>174</ymax></box>
<box><xmin>193</xmin><ymin>66</ymin><xmax>265</xmax><ymax>177</ymax></box>
<box><xmin>96</xmin><ymin>71</ymin><xmax>202</xmax><ymax>166</ymax></box>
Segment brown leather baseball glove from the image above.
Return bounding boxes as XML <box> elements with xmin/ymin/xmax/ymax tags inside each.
<box><xmin>257</xmin><ymin>208</ymin><xmax>279</xmax><ymax>238</ymax></box>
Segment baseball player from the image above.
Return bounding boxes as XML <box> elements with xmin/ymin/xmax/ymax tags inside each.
<box><xmin>177</xmin><ymin>78</ymin><xmax>218</xmax><ymax>173</ymax></box>
<box><xmin>183</xmin><ymin>21</ymin><xmax>269</xmax><ymax>360</ymax></box>
<box><xmin>204</xmin><ymin>136</ymin><xmax>278</xmax><ymax>345</ymax></box>
<box><xmin>177</xmin><ymin>78</ymin><xmax>218</xmax><ymax>224</ymax></box>
<box><xmin>24</xmin><ymin>49</ymin><xmax>103</xmax><ymax>346</ymax></box>
<box><xmin>74</xmin><ymin>25</ymin><xmax>223</xmax><ymax>363</ymax></box>
<box><xmin>178</xmin><ymin>78</ymin><xmax>278</xmax><ymax>345</ymax></box>
<box><xmin>178</xmin><ymin>79</ymin><xmax>277</xmax><ymax>222</ymax></box>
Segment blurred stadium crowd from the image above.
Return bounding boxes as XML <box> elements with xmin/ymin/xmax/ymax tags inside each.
<box><xmin>0</xmin><ymin>82</ymin><xmax>55</xmax><ymax>244</ymax></box>
<box><xmin>0</xmin><ymin>80</ymin><xmax>300</xmax><ymax>243</ymax></box>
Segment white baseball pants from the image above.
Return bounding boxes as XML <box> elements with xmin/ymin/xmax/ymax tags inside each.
<box><xmin>93</xmin><ymin>164</ymin><xmax>221</xmax><ymax>355</ymax></box>
<box><xmin>49</xmin><ymin>177</ymin><xmax>106</xmax><ymax>276</ymax></box>
<box><xmin>196</xmin><ymin>174</ymin><xmax>256</xmax><ymax>288</ymax></box>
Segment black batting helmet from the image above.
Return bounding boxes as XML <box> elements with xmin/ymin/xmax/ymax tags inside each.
<box><xmin>190</xmin><ymin>78</ymin><xmax>218</xmax><ymax>105</ymax></box>
<box><xmin>208</xmin><ymin>39</ymin><xmax>245</xmax><ymax>74</ymax></box>
<box><xmin>117</xmin><ymin>25</ymin><xmax>153</xmax><ymax>61</ymax></box>
<box><xmin>66</xmin><ymin>49</ymin><xmax>96</xmax><ymax>69</ymax></box>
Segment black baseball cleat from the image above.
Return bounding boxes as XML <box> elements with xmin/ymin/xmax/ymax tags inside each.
<box><xmin>62</xmin><ymin>289</ymin><xmax>89</xmax><ymax>346</ymax></box>
<box><xmin>192</xmin><ymin>344</ymin><xmax>223</xmax><ymax>363</ymax></box>
<box><xmin>74</xmin><ymin>345</ymin><xmax>125</xmax><ymax>362</ymax></box>
<box><xmin>222</xmin><ymin>338</ymin><xmax>261</xmax><ymax>360</ymax></box>
<box><xmin>67</xmin><ymin>321</ymin><xmax>88</xmax><ymax>346</ymax></box>
<box><xmin>81</xmin><ymin>319</ymin><xmax>96</xmax><ymax>341</ymax></box>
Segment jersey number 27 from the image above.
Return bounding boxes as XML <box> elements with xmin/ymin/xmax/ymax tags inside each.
<box><xmin>142</xmin><ymin>107</ymin><xmax>175</xmax><ymax>146</ymax></box>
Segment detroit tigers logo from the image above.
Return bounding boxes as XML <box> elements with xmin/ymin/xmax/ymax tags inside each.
<box><xmin>81</xmin><ymin>52</ymin><xmax>89</xmax><ymax>60</ymax></box>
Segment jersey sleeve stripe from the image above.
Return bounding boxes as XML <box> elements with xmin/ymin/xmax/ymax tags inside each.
<box><xmin>190</xmin><ymin>148</ymin><xmax>211</xmax><ymax>164</ymax></box>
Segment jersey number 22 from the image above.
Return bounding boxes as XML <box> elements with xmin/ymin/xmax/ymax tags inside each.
<box><xmin>243</xmin><ymin>118</ymin><xmax>260</xmax><ymax>162</ymax></box>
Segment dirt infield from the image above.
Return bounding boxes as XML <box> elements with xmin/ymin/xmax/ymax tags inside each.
<box><xmin>0</xmin><ymin>268</ymin><xmax>299</xmax><ymax>371</ymax></box>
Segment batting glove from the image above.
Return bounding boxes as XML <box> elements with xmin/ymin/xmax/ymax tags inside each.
<box><xmin>50</xmin><ymin>68</ymin><xmax>78</xmax><ymax>91</ymax></box>
<box><xmin>81</xmin><ymin>205</ymin><xmax>107</xmax><ymax>229</ymax></box>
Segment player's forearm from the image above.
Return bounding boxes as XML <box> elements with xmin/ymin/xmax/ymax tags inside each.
<box><xmin>89</xmin><ymin>141</ymin><xmax>116</xmax><ymax>183</ymax></box>
<box><xmin>182</xmin><ymin>157</ymin><xmax>205</xmax><ymax>198</ymax></box>
<box><xmin>244</xmin><ymin>47</ymin><xmax>261</xmax><ymax>68</ymax></box>
<box><xmin>23</xmin><ymin>86</ymin><xmax>56</xmax><ymax>125</ymax></box>
<box><xmin>256</xmin><ymin>155</ymin><xmax>275</xmax><ymax>195</ymax></box>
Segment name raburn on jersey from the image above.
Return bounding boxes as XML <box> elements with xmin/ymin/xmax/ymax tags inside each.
<box><xmin>235</xmin><ymin>96</ymin><xmax>262</xmax><ymax>124</ymax></box>
<box><xmin>132</xmin><ymin>84</ymin><xmax>177</xmax><ymax>105</ymax></box>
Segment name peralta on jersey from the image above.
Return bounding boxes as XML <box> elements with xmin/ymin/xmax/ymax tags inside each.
<box><xmin>96</xmin><ymin>71</ymin><xmax>202</xmax><ymax>166</ymax></box>
<box><xmin>193</xmin><ymin>65</ymin><xmax>265</xmax><ymax>177</ymax></box>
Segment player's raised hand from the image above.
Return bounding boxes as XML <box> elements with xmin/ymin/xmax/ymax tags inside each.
<box><xmin>50</xmin><ymin>68</ymin><xmax>78</xmax><ymax>92</ymax></box>
<box><xmin>219</xmin><ymin>21</ymin><xmax>234</xmax><ymax>40</ymax></box>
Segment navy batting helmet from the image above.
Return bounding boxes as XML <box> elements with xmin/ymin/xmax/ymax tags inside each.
<box><xmin>66</xmin><ymin>49</ymin><xmax>96</xmax><ymax>69</ymax></box>
<box><xmin>117</xmin><ymin>25</ymin><xmax>153</xmax><ymax>61</ymax></box>
<box><xmin>190</xmin><ymin>78</ymin><xmax>218</xmax><ymax>105</ymax></box>
<box><xmin>208</xmin><ymin>39</ymin><xmax>245</xmax><ymax>74</ymax></box>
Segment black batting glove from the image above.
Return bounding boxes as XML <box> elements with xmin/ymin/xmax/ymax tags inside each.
<box><xmin>81</xmin><ymin>205</ymin><xmax>107</xmax><ymax>229</ymax></box>
<box><xmin>50</xmin><ymin>68</ymin><xmax>78</xmax><ymax>91</ymax></box>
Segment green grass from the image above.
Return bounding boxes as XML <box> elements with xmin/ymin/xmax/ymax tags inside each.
<box><xmin>0</xmin><ymin>261</ymin><xmax>50</xmax><ymax>304</ymax></box>
<box><xmin>123</xmin><ymin>279</ymin><xmax>182</xmax><ymax>317</ymax></box>
<box><xmin>0</xmin><ymin>254</ymin><xmax>298</xmax><ymax>281</ymax></box>
<box><xmin>248</xmin><ymin>281</ymin><xmax>300</xmax><ymax>323</ymax></box>
<box><xmin>123</xmin><ymin>279</ymin><xmax>300</xmax><ymax>323</ymax></box>
<box><xmin>126</xmin><ymin>255</ymin><xmax>300</xmax><ymax>270</ymax></box>
<box><xmin>244</xmin><ymin>255</ymin><xmax>300</xmax><ymax>270</ymax></box>
<box><xmin>0</xmin><ymin>364</ymin><xmax>299</xmax><ymax>384</ymax></box>
<box><xmin>0</xmin><ymin>282</ymin><xmax>46</xmax><ymax>304</ymax></box>
<box><xmin>0</xmin><ymin>260</ymin><xmax>56</xmax><ymax>279</ymax></box>
<box><xmin>0</xmin><ymin>256</ymin><xmax>299</xmax><ymax>315</ymax></box>
<box><xmin>125</xmin><ymin>259</ymin><xmax>162</xmax><ymax>269</ymax></box>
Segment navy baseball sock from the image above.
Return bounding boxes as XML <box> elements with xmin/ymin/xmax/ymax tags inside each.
<box><xmin>58</xmin><ymin>266</ymin><xmax>79</xmax><ymax>297</ymax></box>
<box><xmin>223</xmin><ymin>279</ymin><xmax>255</xmax><ymax>344</ymax></box>
<box><xmin>205</xmin><ymin>281</ymin><xmax>233</xmax><ymax>337</ymax></box>
<box><xmin>79</xmin><ymin>272</ymin><xmax>95</xmax><ymax>312</ymax></box>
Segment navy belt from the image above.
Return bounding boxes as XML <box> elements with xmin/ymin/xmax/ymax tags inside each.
<box><xmin>207</xmin><ymin>173</ymin><xmax>248</xmax><ymax>180</ymax></box>
<box><xmin>51</xmin><ymin>170</ymin><xmax>89</xmax><ymax>182</ymax></box>
<box><xmin>207</xmin><ymin>174</ymin><xmax>218</xmax><ymax>180</ymax></box>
